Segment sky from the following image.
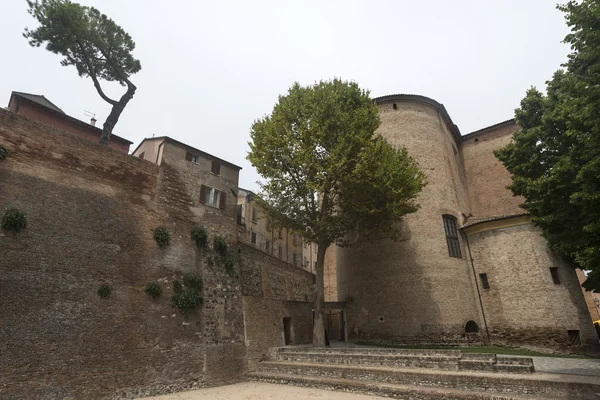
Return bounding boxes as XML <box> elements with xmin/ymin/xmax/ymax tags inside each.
<box><xmin>0</xmin><ymin>0</ymin><xmax>571</xmax><ymax>191</ymax></box>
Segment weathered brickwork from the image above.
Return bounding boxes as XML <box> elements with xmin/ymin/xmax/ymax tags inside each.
<box><xmin>0</xmin><ymin>110</ymin><xmax>246</xmax><ymax>399</ymax></box>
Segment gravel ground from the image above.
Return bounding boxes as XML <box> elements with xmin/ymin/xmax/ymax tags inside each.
<box><xmin>137</xmin><ymin>382</ymin><xmax>384</xmax><ymax>400</ymax></box>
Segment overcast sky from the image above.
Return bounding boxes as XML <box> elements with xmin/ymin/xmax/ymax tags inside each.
<box><xmin>1</xmin><ymin>0</ymin><xmax>570</xmax><ymax>191</ymax></box>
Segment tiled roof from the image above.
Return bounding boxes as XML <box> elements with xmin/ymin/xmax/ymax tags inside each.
<box><xmin>461</xmin><ymin>212</ymin><xmax>530</xmax><ymax>229</ymax></box>
<box><xmin>12</xmin><ymin>91</ymin><xmax>65</xmax><ymax>114</ymax></box>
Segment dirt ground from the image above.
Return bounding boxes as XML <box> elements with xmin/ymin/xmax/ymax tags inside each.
<box><xmin>138</xmin><ymin>382</ymin><xmax>383</xmax><ymax>399</ymax></box>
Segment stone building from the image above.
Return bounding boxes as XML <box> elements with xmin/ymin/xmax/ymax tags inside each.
<box><xmin>333</xmin><ymin>94</ymin><xmax>599</xmax><ymax>351</ymax></box>
<box><xmin>7</xmin><ymin>91</ymin><xmax>132</xmax><ymax>153</ymax></box>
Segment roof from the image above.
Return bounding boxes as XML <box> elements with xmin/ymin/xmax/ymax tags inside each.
<box><xmin>133</xmin><ymin>136</ymin><xmax>242</xmax><ymax>171</ymax></box>
<box><xmin>9</xmin><ymin>91</ymin><xmax>133</xmax><ymax>145</ymax></box>
<box><xmin>461</xmin><ymin>118</ymin><xmax>517</xmax><ymax>140</ymax></box>
<box><xmin>461</xmin><ymin>212</ymin><xmax>530</xmax><ymax>229</ymax></box>
<box><xmin>11</xmin><ymin>91</ymin><xmax>65</xmax><ymax>114</ymax></box>
<box><xmin>373</xmin><ymin>94</ymin><xmax>462</xmax><ymax>143</ymax></box>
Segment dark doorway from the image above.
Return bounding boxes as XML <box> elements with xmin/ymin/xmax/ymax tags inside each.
<box><xmin>283</xmin><ymin>317</ymin><xmax>292</xmax><ymax>345</ymax></box>
<box><xmin>465</xmin><ymin>320</ymin><xmax>479</xmax><ymax>333</ymax></box>
<box><xmin>325</xmin><ymin>310</ymin><xmax>345</xmax><ymax>341</ymax></box>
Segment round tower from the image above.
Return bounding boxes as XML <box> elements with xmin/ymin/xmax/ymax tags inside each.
<box><xmin>337</xmin><ymin>94</ymin><xmax>483</xmax><ymax>344</ymax></box>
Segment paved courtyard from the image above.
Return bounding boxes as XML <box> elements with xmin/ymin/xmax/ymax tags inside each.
<box><xmin>139</xmin><ymin>382</ymin><xmax>382</xmax><ymax>400</ymax></box>
<box><xmin>528</xmin><ymin>356</ymin><xmax>600</xmax><ymax>377</ymax></box>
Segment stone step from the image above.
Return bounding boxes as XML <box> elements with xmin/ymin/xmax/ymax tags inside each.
<box><xmin>256</xmin><ymin>362</ymin><xmax>593</xmax><ymax>399</ymax></box>
<box><xmin>250</xmin><ymin>371</ymin><xmax>549</xmax><ymax>400</ymax></box>
<box><xmin>272</xmin><ymin>350</ymin><xmax>533</xmax><ymax>373</ymax></box>
<box><xmin>275</xmin><ymin>346</ymin><xmax>463</xmax><ymax>356</ymax></box>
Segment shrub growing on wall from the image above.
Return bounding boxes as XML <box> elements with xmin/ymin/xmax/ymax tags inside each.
<box><xmin>98</xmin><ymin>283</ymin><xmax>112</xmax><ymax>298</ymax></box>
<box><xmin>0</xmin><ymin>144</ymin><xmax>7</xmax><ymax>160</ymax></box>
<box><xmin>1</xmin><ymin>208</ymin><xmax>27</xmax><ymax>232</ymax></box>
<box><xmin>171</xmin><ymin>273</ymin><xmax>203</xmax><ymax>312</ymax></box>
<box><xmin>144</xmin><ymin>282</ymin><xmax>162</xmax><ymax>300</ymax></box>
<box><xmin>213</xmin><ymin>235</ymin><xmax>227</xmax><ymax>256</ymax></box>
<box><xmin>191</xmin><ymin>227</ymin><xmax>208</xmax><ymax>248</ymax></box>
<box><xmin>153</xmin><ymin>227</ymin><xmax>170</xmax><ymax>247</ymax></box>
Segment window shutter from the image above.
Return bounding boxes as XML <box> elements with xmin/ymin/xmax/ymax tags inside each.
<box><xmin>139</xmin><ymin>152</ymin><xmax>145</xmax><ymax>160</ymax></box>
<box><xmin>211</xmin><ymin>161</ymin><xmax>221</xmax><ymax>175</ymax></box>
<box><xmin>219</xmin><ymin>191</ymin><xmax>226</xmax><ymax>210</ymax></box>
<box><xmin>199</xmin><ymin>185</ymin><xmax>206</xmax><ymax>204</ymax></box>
<box><xmin>186</xmin><ymin>151</ymin><xmax>193</xmax><ymax>161</ymax></box>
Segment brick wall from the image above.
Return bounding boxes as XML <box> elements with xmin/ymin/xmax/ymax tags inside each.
<box><xmin>0</xmin><ymin>110</ymin><xmax>245</xmax><ymax>399</ymax></box>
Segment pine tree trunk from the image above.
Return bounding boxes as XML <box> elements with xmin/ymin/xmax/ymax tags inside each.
<box><xmin>99</xmin><ymin>83</ymin><xmax>136</xmax><ymax>146</ymax></box>
<box><xmin>312</xmin><ymin>239</ymin><xmax>328</xmax><ymax>347</ymax></box>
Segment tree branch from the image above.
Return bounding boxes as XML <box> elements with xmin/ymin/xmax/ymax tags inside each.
<box><xmin>76</xmin><ymin>39</ymin><xmax>118</xmax><ymax>106</ymax></box>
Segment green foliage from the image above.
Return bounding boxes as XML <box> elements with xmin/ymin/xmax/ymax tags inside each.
<box><xmin>171</xmin><ymin>273</ymin><xmax>203</xmax><ymax>312</ymax></box>
<box><xmin>0</xmin><ymin>144</ymin><xmax>7</xmax><ymax>160</ymax></box>
<box><xmin>24</xmin><ymin>0</ymin><xmax>141</xmax><ymax>144</ymax></box>
<box><xmin>248</xmin><ymin>79</ymin><xmax>425</xmax><ymax>249</ymax></box>
<box><xmin>144</xmin><ymin>282</ymin><xmax>162</xmax><ymax>300</ymax></box>
<box><xmin>1</xmin><ymin>208</ymin><xmax>27</xmax><ymax>232</ymax></box>
<box><xmin>494</xmin><ymin>1</ymin><xmax>600</xmax><ymax>290</ymax></box>
<box><xmin>97</xmin><ymin>283</ymin><xmax>112</xmax><ymax>298</ymax></box>
<box><xmin>213</xmin><ymin>235</ymin><xmax>227</xmax><ymax>256</ymax></box>
<box><xmin>153</xmin><ymin>227</ymin><xmax>170</xmax><ymax>247</ymax></box>
<box><xmin>191</xmin><ymin>227</ymin><xmax>208</xmax><ymax>248</ymax></box>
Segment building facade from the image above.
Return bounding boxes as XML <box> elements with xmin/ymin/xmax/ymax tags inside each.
<box><xmin>334</xmin><ymin>94</ymin><xmax>598</xmax><ymax>351</ymax></box>
<box><xmin>7</xmin><ymin>91</ymin><xmax>132</xmax><ymax>153</ymax></box>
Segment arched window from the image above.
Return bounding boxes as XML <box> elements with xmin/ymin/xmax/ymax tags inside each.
<box><xmin>442</xmin><ymin>215</ymin><xmax>462</xmax><ymax>258</ymax></box>
<box><xmin>465</xmin><ymin>320</ymin><xmax>479</xmax><ymax>333</ymax></box>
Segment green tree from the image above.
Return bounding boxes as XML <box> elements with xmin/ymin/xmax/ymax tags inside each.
<box><xmin>24</xmin><ymin>0</ymin><xmax>141</xmax><ymax>145</ymax></box>
<box><xmin>495</xmin><ymin>0</ymin><xmax>600</xmax><ymax>291</ymax></box>
<box><xmin>248</xmin><ymin>79</ymin><xmax>426</xmax><ymax>345</ymax></box>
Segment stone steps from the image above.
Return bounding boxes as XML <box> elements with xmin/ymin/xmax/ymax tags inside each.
<box><xmin>254</xmin><ymin>361</ymin><xmax>600</xmax><ymax>399</ymax></box>
<box><xmin>250</xmin><ymin>371</ymin><xmax>547</xmax><ymax>400</ymax></box>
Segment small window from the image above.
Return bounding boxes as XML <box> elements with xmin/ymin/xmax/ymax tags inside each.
<box><xmin>479</xmin><ymin>273</ymin><xmax>490</xmax><ymax>290</ymax></box>
<box><xmin>139</xmin><ymin>151</ymin><xmax>145</xmax><ymax>160</ymax></box>
<box><xmin>442</xmin><ymin>215</ymin><xmax>462</xmax><ymax>258</ymax></box>
<box><xmin>191</xmin><ymin>155</ymin><xmax>198</xmax><ymax>163</ymax></box>
<box><xmin>200</xmin><ymin>185</ymin><xmax>224</xmax><ymax>209</ymax></box>
<box><xmin>465</xmin><ymin>320</ymin><xmax>479</xmax><ymax>333</ymax></box>
<box><xmin>278</xmin><ymin>229</ymin><xmax>283</xmax><ymax>239</ymax></box>
<box><xmin>568</xmin><ymin>330</ymin><xmax>581</xmax><ymax>345</ymax></box>
<box><xmin>550</xmin><ymin>267</ymin><xmax>560</xmax><ymax>284</ymax></box>
<box><xmin>474</xmin><ymin>138</ymin><xmax>479</xmax><ymax>143</ymax></box>
<box><xmin>251</xmin><ymin>231</ymin><xmax>257</xmax><ymax>245</ymax></box>
<box><xmin>211</xmin><ymin>160</ymin><xmax>221</xmax><ymax>175</ymax></box>
<box><xmin>186</xmin><ymin>151</ymin><xmax>199</xmax><ymax>163</ymax></box>
<box><xmin>293</xmin><ymin>252</ymin><xmax>297</xmax><ymax>265</ymax></box>
<box><xmin>278</xmin><ymin>245</ymin><xmax>282</xmax><ymax>258</ymax></box>
<box><xmin>392</xmin><ymin>103</ymin><xmax>398</xmax><ymax>110</ymax></box>
<box><xmin>252</xmin><ymin>206</ymin><xmax>257</xmax><ymax>222</ymax></box>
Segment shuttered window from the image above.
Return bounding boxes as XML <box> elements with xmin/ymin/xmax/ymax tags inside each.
<box><xmin>186</xmin><ymin>152</ymin><xmax>199</xmax><ymax>163</ymax></box>
<box><xmin>479</xmin><ymin>273</ymin><xmax>490</xmax><ymax>289</ymax></box>
<box><xmin>442</xmin><ymin>215</ymin><xmax>462</xmax><ymax>258</ymax></box>
<box><xmin>199</xmin><ymin>185</ymin><xmax>226</xmax><ymax>210</ymax></box>
<box><xmin>211</xmin><ymin>160</ymin><xmax>221</xmax><ymax>175</ymax></box>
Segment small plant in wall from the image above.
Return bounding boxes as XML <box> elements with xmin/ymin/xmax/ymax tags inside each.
<box><xmin>98</xmin><ymin>283</ymin><xmax>112</xmax><ymax>298</ymax></box>
<box><xmin>191</xmin><ymin>227</ymin><xmax>208</xmax><ymax>248</ymax></box>
<box><xmin>145</xmin><ymin>282</ymin><xmax>162</xmax><ymax>300</ymax></box>
<box><xmin>213</xmin><ymin>235</ymin><xmax>227</xmax><ymax>256</ymax></box>
<box><xmin>171</xmin><ymin>273</ymin><xmax>203</xmax><ymax>312</ymax></box>
<box><xmin>0</xmin><ymin>144</ymin><xmax>7</xmax><ymax>160</ymax></box>
<box><xmin>153</xmin><ymin>227</ymin><xmax>170</xmax><ymax>248</ymax></box>
<box><xmin>1</xmin><ymin>208</ymin><xmax>27</xmax><ymax>232</ymax></box>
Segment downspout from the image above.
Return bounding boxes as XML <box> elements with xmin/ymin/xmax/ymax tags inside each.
<box><xmin>463</xmin><ymin>232</ymin><xmax>491</xmax><ymax>345</ymax></box>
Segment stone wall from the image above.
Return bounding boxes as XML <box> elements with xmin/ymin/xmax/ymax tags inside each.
<box><xmin>466</xmin><ymin>222</ymin><xmax>598</xmax><ymax>350</ymax></box>
<box><xmin>0</xmin><ymin>110</ymin><xmax>245</xmax><ymax>399</ymax></box>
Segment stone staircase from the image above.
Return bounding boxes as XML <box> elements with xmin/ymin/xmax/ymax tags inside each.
<box><xmin>249</xmin><ymin>346</ymin><xmax>600</xmax><ymax>399</ymax></box>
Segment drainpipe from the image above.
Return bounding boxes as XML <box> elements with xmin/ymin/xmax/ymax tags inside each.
<box><xmin>463</xmin><ymin>232</ymin><xmax>491</xmax><ymax>346</ymax></box>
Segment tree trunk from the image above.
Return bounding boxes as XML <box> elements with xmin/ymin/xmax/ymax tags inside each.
<box><xmin>312</xmin><ymin>239</ymin><xmax>329</xmax><ymax>347</ymax></box>
<box><xmin>99</xmin><ymin>83</ymin><xmax>136</xmax><ymax>146</ymax></box>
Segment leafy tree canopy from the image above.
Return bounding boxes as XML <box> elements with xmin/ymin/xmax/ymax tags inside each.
<box><xmin>24</xmin><ymin>0</ymin><xmax>141</xmax><ymax>145</ymax></box>
<box><xmin>248</xmin><ymin>79</ymin><xmax>426</xmax><ymax>345</ymax></box>
<box><xmin>495</xmin><ymin>0</ymin><xmax>600</xmax><ymax>290</ymax></box>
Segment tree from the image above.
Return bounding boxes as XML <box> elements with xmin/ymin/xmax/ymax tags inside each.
<box><xmin>248</xmin><ymin>79</ymin><xmax>426</xmax><ymax>345</ymax></box>
<box><xmin>494</xmin><ymin>0</ymin><xmax>600</xmax><ymax>291</ymax></box>
<box><xmin>24</xmin><ymin>0</ymin><xmax>141</xmax><ymax>145</ymax></box>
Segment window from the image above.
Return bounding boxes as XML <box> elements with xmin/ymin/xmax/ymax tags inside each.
<box><xmin>568</xmin><ymin>330</ymin><xmax>581</xmax><ymax>345</ymax></box>
<box><xmin>200</xmin><ymin>185</ymin><xmax>226</xmax><ymax>209</ymax></box>
<box><xmin>278</xmin><ymin>228</ymin><xmax>283</xmax><ymax>239</ymax></box>
<box><xmin>293</xmin><ymin>253</ymin><xmax>297</xmax><ymax>265</ymax></box>
<box><xmin>278</xmin><ymin>245</ymin><xmax>282</xmax><ymax>258</ymax></box>
<box><xmin>252</xmin><ymin>206</ymin><xmax>257</xmax><ymax>222</ymax></box>
<box><xmin>304</xmin><ymin>256</ymin><xmax>307</xmax><ymax>266</ymax></box>
<box><xmin>186</xmin><ymin>151</ymin><xmax>199</xmax><ymax>163</ymax></box>
<box><xmin>251</xmin><ymin>231</ymin><xmax>257</xmax><ymax>244</ymax></box>
<box><xmin>266</xmin><ymin>239</ymin><xmax>270</xmax><ymax>253</ymax></box>
<box><xmin>392</xmin><ymin>103</ymin><xmax>398</xmax><ymax>110</ymax></box>
<box><xmin>479</xmin><ymin>273</ymin><xmax>490</xmax><ymax>289</ymax></box>
<box><xmin>474</xmin><ymin>138</ymin><xmax>479</xmax><ymax>143</ymax></box>
<box><xmin>139</xmin><ymin>151</ymin><xmax>145</xmax><ymax>160</ymax></box>
<box><xmin>442</xmin><ymin>215</ymin><xmax>462</xmax><ymax>258</ymax></box>
<box><xmin>465</xmin><ymin>321</ymin><xmax>479</xmax><ymax>333</ymax></box>
<box><xmin>550</xmin><ymin>267</ymin><xmax>560</xmax><ymax>284</ymax></box>
<box><xmin>211</xmin><ymin>160</ymin><xmax>221</xmax><ymax>175</ymax></box>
